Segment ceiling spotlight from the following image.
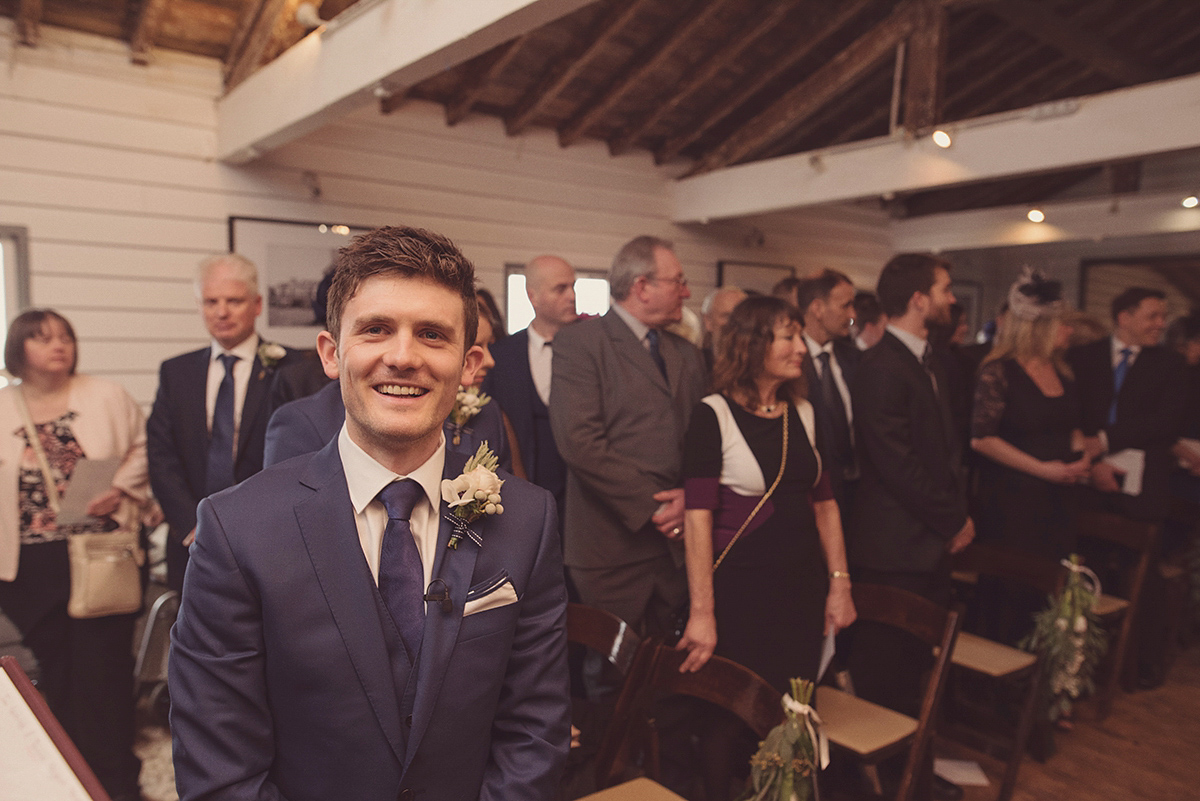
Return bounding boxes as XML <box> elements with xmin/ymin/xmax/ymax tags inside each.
<box><xmin>1027</xmin><ymin>209</ymin><xmax>1045</xmax><ymax>223</ymax></box>
<box><xmin>931</xmin><ymin>129</ymin><xmax>952</xmax><ymax>148</ymax></box>
<box><xmin>1183</xmin><ymin>196</ymin><xmax>1199</xmax><ymax>209</ymax></box>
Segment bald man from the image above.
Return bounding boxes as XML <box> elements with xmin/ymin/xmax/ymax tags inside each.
<box><xmin>482</xmin><ymin>256</ymin><xmax>578</xmax><ymax>519</ymax></box>
<box><xmin>700</xmin><ymin>286</ymin><xmax>746</xmax><ymax>373</ymax></box>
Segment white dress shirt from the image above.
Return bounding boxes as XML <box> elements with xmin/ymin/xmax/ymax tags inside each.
<box><xmin>804</xmin><ymin>332</ymin><xmax>854</xmax><ymax>432</ymax></box>
<box><xmin>1111</xmin><ymin>335</ymin><xmax>1141</xmax><ymax>369</ymax></box>
<box><xmin>611</xmin><ymin>302</ymin><xmax>653</xmax><ymax>349</ymax></box>
<box><xmin>887</xmin><ymin>324</ymin><xmax>929</xmax><ymax>362</ymax></box>
<box><xmin>337</xmin><ymin>424</ymin><xmax>445</xmax><ymax>591</ymax></box>
<box><xmin>527</xmin><ymin>323</ymin><xmax>554</xmax><ymax>407</ymax></box>
<box><xmin>205</xmin><ymin>334</ymin><xmax>260</xmax><ymax>448</ymax></box>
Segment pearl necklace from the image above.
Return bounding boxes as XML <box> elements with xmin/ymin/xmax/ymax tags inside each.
<box><xmin>758</xmin><ymin>402</ymin><xmax>778</xmax><ymax>414</ymax></box>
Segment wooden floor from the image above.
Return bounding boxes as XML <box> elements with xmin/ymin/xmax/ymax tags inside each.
<box><xmin>943</xmin><ymin>645</ymin><xmax>1200</xmax><ymax>800</ymax></box>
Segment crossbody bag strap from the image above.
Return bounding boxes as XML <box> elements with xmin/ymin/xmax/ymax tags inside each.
<box><xmin>712</xmin><ymin>407</ymin><xmax>788</xmax><ymax>573</ymax></box>
<box><xmin>15</xmin><ymin>388</ymin><xmax>61</xmax><ymax>514</ymax></box>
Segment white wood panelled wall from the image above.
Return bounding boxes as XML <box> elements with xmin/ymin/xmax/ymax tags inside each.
<box><xmin>0</xmin><ymin>23</ymin><xmax>892</xmax><ymax>407</ymax></box>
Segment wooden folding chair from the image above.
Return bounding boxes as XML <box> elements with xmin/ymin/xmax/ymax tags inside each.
<box><xmin>817</xmin><ymin>583</ymin><xmax>960</xmax><ymax>801</ymax></box>
<box><xmin>947</xmin><ymin>542</ymin><xmax>1068</xmax><ymax>801</ymax></box>
<box><xmin>1074</xmin><ymin>508</ymin><xmax>1158</xmax><ymax>719</ymax></box>
<box><xmin>598</xmin><ymin>641</ymin><xmax>785</xmax><ymax>790</ymax></box>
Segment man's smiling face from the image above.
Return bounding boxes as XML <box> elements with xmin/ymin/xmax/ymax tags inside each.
<box><xmin>318</xmin><ymin>273</ymin><xmax>482</xmax><ymax>472</ymax></box>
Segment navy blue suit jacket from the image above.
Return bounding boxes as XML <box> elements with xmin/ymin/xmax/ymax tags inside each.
<box><xmin>170</xmin><ymin>440</ymin><xmax>570</xmax><ymax>801</ymax></box>
<box><xmin>263</xmin><ymin>380</ymin><xmax>513</xmax><ymax>470</ymax></box>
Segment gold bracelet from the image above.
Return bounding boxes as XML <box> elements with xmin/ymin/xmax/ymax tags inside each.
<box><xmin>829</xmin><ymin>570</ymin><xmax>851</xmax><ymax>580</ymax></box>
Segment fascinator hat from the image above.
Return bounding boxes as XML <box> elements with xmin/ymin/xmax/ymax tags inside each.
<box><xmin>1008</xmin><ymin>266</ymin><xmax>1064</xmax><ymax>321</ymax></box>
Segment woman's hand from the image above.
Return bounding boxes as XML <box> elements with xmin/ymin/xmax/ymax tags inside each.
<box><xmin>1039</xmin><ymin>457</ymin><xmax>1091</xmax><ymax>484</ymax></box>
<box><xmin>675</xmin><ymin>611</ymin><xmax>717</xmax><ymax>673</ymax></box>
<box><xmin>824</xmin><ymin>582</ymin><xmax>856</xmax><ymax>635</ymax></box>
<box><xmin>85</xmin><ymin>487</ymin><xmax>124</xmax><ymax>518</ymax></box>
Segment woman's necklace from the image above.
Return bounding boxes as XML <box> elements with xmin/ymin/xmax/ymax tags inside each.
<box><xmin>758</xmin><ymin>402</ymin><xmax>777</xmax><ymax>414</ymax></box>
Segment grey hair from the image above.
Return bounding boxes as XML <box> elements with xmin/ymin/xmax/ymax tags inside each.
<box><xmin>702</xmin><ymin>286</ymin><xmax>744</xmax><ymax>316</ymax></box>
<box><xmin>196</xmin><ymin>253</ymin><xmax>260</xmax><ymax>297</ymax></box>
<box><xmin>609</xmin><ymin>235</ymin><xmax>674</xmax><ymax>301</ymax></box>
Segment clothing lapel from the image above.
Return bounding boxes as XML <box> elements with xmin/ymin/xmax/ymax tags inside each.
<box><xmin>186</xmin><ymin>348</ymin><xmax>211</xmax><ymax>438</ymax></box>
<box><xmin>405</xmin><ymin>448</ymin><xmax>478</xmax><ymax>771</ymax></box>
<box><xmin>294</xmin><ymin>441</ymin><xmax>405</xmax><ymax>766</ymax></box>
<box><xmin>604</xmin><ymin>311</ymin><xmax>670</xmax><ymax>395</ymax></box>
<box><xmin>238</xmin><ymin>353</ymin><xmax>269</xmax><ymax>463</ymax></box>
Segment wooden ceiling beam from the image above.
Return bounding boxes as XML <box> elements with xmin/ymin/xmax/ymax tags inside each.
<box><xmin>655</xmin><ymin>0</ymin><xmax>876</xmax><ymax>165</ymax></box>
<box><xmin>983</xmin><ymin>0</ymin><xmax>1158</xmax><ymax>86</ymax></box>
<box><xmin>895</xmin><ymin>167</ymin><xmax>1100</xmax><ymax>218</ymax></box>
<box><xmin>557</xmin><ymin>0</ymin><xmax>728</xmax><ymax>148</ymax></box>
<box><xmin>130</xmin><ymin>0</ymin><xmax>173</xmax><ymax>64</ymax></box>
<box><xmin>16</xmin><ymin>0</ymin><xmax>42</xmax><ymax>46</ymax></box>
<box><xmin>608</xmin><ymin>1</ymin><xmax>795</xmax><ymax>157</ymax></box>
<box><xmin>504</xmin><ymin>0</ymin><xmax>651</xmax><ymax>137</ymax></box>
<box><xmin>902</xmin><ymin>0</ymin><xmax>948</xmax><ymax>131</ymax></box>
<box><xmin>1107</xmin><ymin>160</ymin><xmax>1143</xmax><ymax>195</ymax></box>
<box><xmin>686</xmin><ymin>0</ymin><xmax>920</xmax><ymax>176</ymax></box>
<box><xmin>445</xmin><ymin>35</ymin><xmax>530</xmax><ymax>126</ymax></box>
<box><xmin>224</xmin><ymin>0</ymin><xmax>270</xmax><ymax>75</ymax></box>
<box><xmin>224</xmin><ymin>0</ymin><xmax>301</xmax><ymax>89</ymax></box>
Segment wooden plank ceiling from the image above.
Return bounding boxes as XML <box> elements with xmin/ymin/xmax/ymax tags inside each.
<box><xmin>6</xmin><ymin>0</ymin><xmax>1200</xmax><ymax>218</ymax></box>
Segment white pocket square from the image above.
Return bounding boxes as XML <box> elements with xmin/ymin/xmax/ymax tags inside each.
<box><xmin>463</xmin><ymin>579</ymin><xmax>518</xmax><ymax>617</ymax></box>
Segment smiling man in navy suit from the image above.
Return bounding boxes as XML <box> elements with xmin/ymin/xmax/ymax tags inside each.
<box><xmin>170</xmin><ymin>226</ymin><xmax>571</xmax><ymax>801</ymax></box>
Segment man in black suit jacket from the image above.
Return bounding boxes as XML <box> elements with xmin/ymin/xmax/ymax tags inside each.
<box><xmin>481</xmin><ymin>255</ymin><xmax>577</xmax><ymax>519</ymax></box>
<box><xmin>797</xmin><ymin>269</ymin><xmax>860</xmax><ymax>514</ymax></box>
<box><xmin>147</xmin><ymin>254</ymin><xmax>298</xmax><ymax>591</ymax></box>
<box><xmin>848</xmin><ymin>254</ymin><xmax>974</xmax><ymax>801</ymax></box>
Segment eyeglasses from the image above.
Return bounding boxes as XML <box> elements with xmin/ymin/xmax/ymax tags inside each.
<box><xmin>644</xmin><ymin>274</ymin><xmax>689</xmax><ymax>289</ymax></box>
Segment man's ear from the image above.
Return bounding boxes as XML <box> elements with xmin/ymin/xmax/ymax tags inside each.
<box><xmin>316</xmin><ymin>330</ymin><xmax>340</xmax><ymax>380</ymax></box>
<box><xmin>460</xmin><ymin>344</ymin><xmax>485</xmax><ymax>387</ymax></box>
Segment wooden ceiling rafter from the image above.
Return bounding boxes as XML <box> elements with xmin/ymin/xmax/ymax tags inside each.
<box><xmin>556</xmin><ymin>0</ymin><xmax>729</xmax><ymax>148</ymax></box>
<box><xmin>607</xmin><ymin>0</ymin><xmax>796</xmax><ymax>156</ymax></box>
<box><xmin>901</xmin><ymin>0</ymin><xmax>948</xmax><ymax>131</ymax></box>
<box><xmin>981</xmin><ymin>0</ymin><xmax>1158</xmax><ymax>86</ymax></box>
<box><xmin>224</xmin><ymin>0</ymin><xmax>302</xmax><ymax>89</ymax></box>
<box><xmin>653</xmin><ymin>0</ymin><xmax>877</xmax><ymax>165</ymax></box>
<box><xmin>891</xmin><ymin>166</ymin><xmax>1101</xmax><ymax>218</ymax></box>
<box><xmin>130</xmin><ymin>0</ymin><xmax>173</xmax><ymax>64</ymax></box>
<box><xmin>504</xmin><ymin>0</ymin><xmax>652</xmax><ymax>137</ymax></box>
<box><xmin>224</xmin><ymin>0</ymin><xmax>269</xmax><ymax>76</ymax></box>
<box><xmin>685</xmin><ymin>0</ymin><xmax>921</xmax><ymax>176</ymax></box>
<box><xmin>16</xmin><ymin>0</ymin><xmax>41</xmax><ymax>46</ymax></box>
<box><xmin>444</xmin><ymin>34</ymin><xmax>531</xmax><ymax>126</ymax></box>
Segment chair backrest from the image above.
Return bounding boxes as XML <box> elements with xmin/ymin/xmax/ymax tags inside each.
<box><xmin>567</xmin><ymin>602</ymin><xmax>642</xmax><ymax>676</ymax></box>
<box><xmin>953</xmin><ymin>540</ymin><xmax>1068</xmax><ymax>598</ymax></box>
<box><xmin>1075</xmin><ymin>508</ymin><xmax>1157</xmax><ymax>554</ymax></box>
<box><xmin>850</xmin><ymin>583</ymin><xmax>961</xmax><ymax>801</ymax></box>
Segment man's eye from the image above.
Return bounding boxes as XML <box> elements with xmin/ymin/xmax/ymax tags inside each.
<box><xmin>420</xmin><ymin>330</ymin><xmax>443</xmax><ymax>341</ymax></box>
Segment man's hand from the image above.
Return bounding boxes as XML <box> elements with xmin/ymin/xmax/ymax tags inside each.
<box><xmin>946</xmin><ymin>517</ymin><xmax>975</xmax><ymax>554</ymax></box>
<box><xmin>1090</xmin><ymin>461</ymin><xmax>1125</xmax><ymax>493</ymax></box>
<box><xmin>651</xmin><ymin>488</ymin><xmax>685</xmax><ymax>539</ymax></box>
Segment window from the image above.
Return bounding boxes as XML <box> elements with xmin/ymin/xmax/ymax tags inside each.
<box><xmin>504</xmin><ymin>263</ymin><xmax>611</xmax><ymax>335</ymax></box>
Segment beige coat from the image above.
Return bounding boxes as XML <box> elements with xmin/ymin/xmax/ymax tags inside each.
<box><xmin>0</xmin><ymin>374</ymin><xmax>149</xmax><ymax>581</ymax></box>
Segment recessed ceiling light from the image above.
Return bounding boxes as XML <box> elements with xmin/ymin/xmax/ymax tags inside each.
<box><xmin>932</xmin><ymin>130</ymin><xmax>952</xmax><ymax>148</ymax></box>
<box><xmin>1027</xmin><ymin>209</ymin><xmax>1045</xmax><ymax>223</ymax></box>
<box><xmin>1183</xmin><ymin>196</ymin><xmax>1199</xmax><ymax>208</ymax></box>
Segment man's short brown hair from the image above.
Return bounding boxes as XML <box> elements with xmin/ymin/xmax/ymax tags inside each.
<box><xmin>326</xmin><ymin>226</ymin><xmax>478</xmax><ymax>351</ymax></box>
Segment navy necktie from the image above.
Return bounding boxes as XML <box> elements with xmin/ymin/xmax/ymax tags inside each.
<box><xmin>646</xmin><ymin>329</ymin><xmax>668</xmax><ymax>379</ymax></box>
<box><xmin>1108</xmin><ymin>347</ymin><xmax>1133</xmax><ymax>426</ymax></box>
<box><xmin>817</xmin><ymin>351</ymin><xmax>855</xmax><ymax>475</ymax></box>
<box><xmin>377</xmin><ymin>479</ymin><xmax>427</xmax><ymax>660</ymax></box>
<box><xmin>205</xmin><ymin>353</ymin><xmax>238</xmax><ymax>495</ymax></box>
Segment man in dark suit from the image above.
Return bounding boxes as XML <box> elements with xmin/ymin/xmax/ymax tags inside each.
<box><xmin>481</xmin><ymin>255</ymin><xmax>577</xmax><ymax>519</ymax></box>
<box><xmin>798</xmin><ymin>269</ymin><xmax>860</xmax><ymax>513</ymax></box>
<box><xmin>550</xmin><ymin>236</ymin><xmax>706</xmax><ymax>636</ymax></box>
<box><xmin>147</xmin><ymin>254</ymin><xmax>298</xmax><ymax>592</ymax></box>
<box><xmin>848</xmin><ymin>253</ymin><xmax>973</xmax><ymax>801</ymax></box>
<box><xmin>170</xmin><ymin>226</ymin><xmax>570</xmax><ymax>801</ymax></box>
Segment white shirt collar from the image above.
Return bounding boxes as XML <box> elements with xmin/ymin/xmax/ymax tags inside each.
<box><xmin>611</xmin><ymin>302</ymin><xmax>652</xmax><ymax>344</ymax></box>
<box><xmin>210</xmin><ymin>333</ymin><xmax>260</xmax><ymax>363</ymax></box>
<box><xmin>803</xmin><ymin>332</ymin><xmax>833</xmax><ymax>357</ymax></box>
<box><xmin>527</xmin><ymin>323</ymin><xmax>552</xmax><ymax>350</ymax></box>
<box><xmin>886</xmin><ymin>324</ymin><xmax>928</xmax><ymax>362</ymax></box>
<box><xmin>1111</xmin><ymin>334</ymin><xmax>1141</xmax><ymax>361</ymax></box>
<box><xmin>338</xmin><ymin>424</ymin><xmax>445</xmax><ymax>516</ymax></box>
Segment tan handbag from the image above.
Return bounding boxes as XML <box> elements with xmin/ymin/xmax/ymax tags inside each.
<box><xmin>17</xmin><ymin>390</ymin><xmax>145</xmax><ymax>619</ymax></box>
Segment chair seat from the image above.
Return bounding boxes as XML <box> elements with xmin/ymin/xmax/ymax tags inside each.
<box><xmin>816</xmin><ymin>686</ymin><xmax>918</xmax><ymax>759</ymax></box>
<box><xmin>1094</xmin><ymin>593</ymin><xmax>1129</xmax><ymax>618</ymax></box>
<box><xmin>577</xmin><ymin>778</ymin><xmax>686</xmax><ymax>800</ymax></box>
<box><xmin>952</xmin><ymin>632</ymin><xmax>1037</xmax><ymax>678</ymax></box>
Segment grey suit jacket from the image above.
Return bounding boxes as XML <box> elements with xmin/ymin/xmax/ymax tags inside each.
<box><xmin>549</xmin><ymin>309</ymin><xmax>706</xmax><ymax>569</ymax></box>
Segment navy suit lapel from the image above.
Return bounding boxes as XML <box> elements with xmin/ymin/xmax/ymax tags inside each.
<box><xmin>238</xmin><ymin>354</ymin><xmax>269</xmax><ymax>463</ymax></box>
<box><xmin>405</xmin><ymin>449</ymin><xmax>479</xmax><ymax>771</ymax></box>
<box><xmin>294</xmin><ymin>441</ymin><xmax>406</xmax><ymax>766</ymax></box>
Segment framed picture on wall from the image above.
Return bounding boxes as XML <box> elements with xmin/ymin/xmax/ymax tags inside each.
<box><xmin>952</xmin><ymin>280</ymin><xmax>984</xmax><ymax>341</ymax></box>
<box><xmin>229</xmin><ymin>216</ymin><xmax>372</xmax><ymax>349</ymax></box>
<box><xmin>716</xmin><ymin>260</ymin><xmax>795</xmax><ymax>296</ymax></box>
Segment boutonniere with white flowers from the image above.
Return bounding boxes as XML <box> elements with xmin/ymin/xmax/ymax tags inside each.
<box><xmin>448</xmin><ymin>385</ymin><xmax>491</xmax><ymax>445</ymax></box>
<box><xmin>440</xmin><ymin>442</ymin><xmax>504</xmax><ymax>549</ymax></box>
<box><xmin>257</xmin><ymin>341</ymin><xmax>287</xmax><ymax>373</ymax></box>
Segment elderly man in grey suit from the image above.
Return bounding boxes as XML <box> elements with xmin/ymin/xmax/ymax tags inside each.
<box><xmin>550</xmin><ymin>236</ymin><xmax>706</xmax><ymax>636</ymax></box>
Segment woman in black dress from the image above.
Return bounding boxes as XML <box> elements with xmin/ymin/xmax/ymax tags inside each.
<box><xmin>677</xmin><ymin>296</ymin><xmax>856</xmax><ymax>798</ymax></box>
<box><xmin>970</xmin><ymin>269</ymin><xmax>1097</xmax><ymax>644</ymax></box>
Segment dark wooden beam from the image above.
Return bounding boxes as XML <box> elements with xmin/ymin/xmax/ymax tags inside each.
<box><xmin>224</xmin><ymin>0</ymin><xmax>268</xmax><ymax>69</ymax></box>
<box><xmin>130</xmin><ymin>0</ymin><xmax>173</xmax><ymax>64</ymax></box>
<box><xmin>224</xmin><ymin>0</ymin><xmax>299</xmax><ymax>89</ymax></box>
<box><xmin>902</xmin><ymin>0</ymin><xmax>947</xmax><ymax>131</ymax></box>
<box><xmin>685</xmin><ymin>0</ymin><xmax>920</xmax><ymax>176</ymax></box>
<box><xmin>1107</xmin><ymin>161</ymin><xmax>1143</xmax><ymax>195</ymax></box>
<box><xmin>894</xmin><ymin>167</ymin><xmax>1100</xmax><ymax>218</ymax></box>
<box><xmin>655</xmin><ymin>0</ymin><xmax>876</xmax><ymax>165</ymax></box>
<box><xmin>608</xmin><ymin>1</ymin><xmax>795</xmax><ymax>156</ymax></box>
<box><xmin>445</xmin><ymin>35</ymin><xmax>529</xmax><ymax>126</ymax></box>
<box><xmin>16</xmin><ymin>0</ymin><xmax>42</xmax><ymax>46</ymax></box>
<box><xmin>557</xmin><ymin>0</ymin><xmax>727</xmax><ymax>148</ymax></box>
<box><xmin>984</xmin><ymin>0</ymin><xmax>1157</xmax><ymax>85</ymax></box>
<box><xmin>504</xmin><ymin>0</ymin><xmax>651</xmax><ymax>137</ymax></box>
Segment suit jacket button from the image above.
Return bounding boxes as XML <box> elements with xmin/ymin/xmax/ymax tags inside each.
<box><xmin>405</xmin><ymin>714</ymin><xmax>413</xmax><ymax>727</ymax></box>
<box><xmin>398</xmin><ymin>790</ymin><xmax>414</xmax><ymax>801</ymax></box>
